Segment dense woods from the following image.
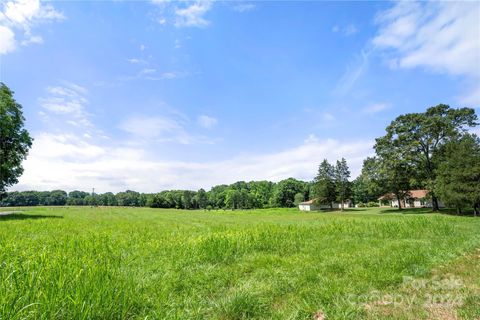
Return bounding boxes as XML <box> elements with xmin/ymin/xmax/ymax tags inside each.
<box><xmin>0</xmin><ymin>178</ymin><xmax>312</xmax><ymax>210</ymax></box>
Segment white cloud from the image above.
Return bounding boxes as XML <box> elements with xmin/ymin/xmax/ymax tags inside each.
<box><xmin>20</xmin><ymin>33</ymin><xmax>42</xmax><ymax>45</ymax></box>
<box><xmin>362</xmin><ymin>102</ymin><xmax>389</xmax><ymax>114</ymax></box>
<box><xmin>127</xmin><ymin>58</ymin><xmax>143</xmax><ymax>64</ymax></box>
<box><xmin>120</xmin><ymin>68</ymin><xmax>188</xmax><ymax>82</ymax></box>
<box><xmin>233</xmin><ymin>3</ymin><xmax>256</xmax><ymax>13</ymax></box>
<box><xmin>197</xmin><ymin>115</ymin><xmax>217</xmax><ymax>129</ymax></box>
<box><xmin>119</xmin><ymin>114</ymin><xmax>214</xmax><ymax>145</ymax></box>
<box><xmin>0</xmin><ymin>0</ymin><xmax>64</xmax><ymax>54</ymax></box>
<box><xmin>2</xmin><ymin>0</ymin><xmax>41</xmax><ymax>25</ymax></box>
<box><xmin>13</xmin><ymin>133</ymin><xmax>373</xmax><ymax>193</ymax></box>
<box><xmin>156</xmin><ymin>71</ymin><xmax>187</xmax><ymax>80</ymax></box>
<box><xmin>335</xmin><ymin>48</ymin><xmax>372</xmax><ymax>95</ymax></box>
<box><xmin>119</xmin><ymin>116</ymin><xmax>182</xmax><ymax>140</ymax></box>
<box><xmin>174</xmin><ymin>39</ymin><xmax>181</xmax><ymax>49</ymax></box>
<box><xmin>373</xmin><ymin>1</ymin><xmax>480</xmax><ymax>105</ymax></box>
<box><xmin>322</xmin><ymin>113</ymin><xmax>335</xmax><ymax>121</ymax></box>
<box><xmin>304</xmin><ymin>134</ymin><xmax>319</xmax><ymax>144</ymax></box>
<box><xmin>332</xmin><ymin>24</ymin><xmax>358</xmax><ymax>36</ymax></box>
<box><xmin>39</xmin><ymin>83</ymin><xmax>92</xmax><ymax>128</ymax></box>
<box><xmin>0</xmin><ymin>25</ymin><xmax>15</xmax><ymax>54</ymax></box>
<box><xmin>175</xmin><ymin>1</ymin><xmax>212</xmax><ymax>28</ymax></box>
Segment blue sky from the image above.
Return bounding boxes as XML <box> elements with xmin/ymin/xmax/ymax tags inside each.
<box><xmin>1</xmin><ymin>0</ymin><xmax>479</xmax><ymax>192</ymax></box>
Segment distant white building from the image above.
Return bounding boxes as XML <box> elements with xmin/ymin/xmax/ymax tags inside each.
<box><xmin>298</xmin><ymin>199</ymin><xmax>351</xmax><ymax>211</ymax></box>
<box><xmin>378</xmin><ymin>189</ymin><xmax>444</xmax><ymax>208</ymax></box>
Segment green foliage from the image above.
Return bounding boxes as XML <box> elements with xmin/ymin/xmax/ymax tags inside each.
<box><xmin>293</xmin><ymin>192</ymin><xmax>304</xmax><ymax>206</ymax></box>
<box><xmin>334</xmin><ymin>158</ymin><xmax>351</xmax><ymax>210</ymax></box>
<box><xmin>312</xmin><ymin>159</ymin><xmax>336</xmax><ymax>207</ymax></box>
<box><xmin>196</xmin><ymin>188</ymin><xmax>208</xmax><ymax>209</ymax></box>
<box><xmin>0</xmin><ymin>83</ymin><xmax>33</xmax><ymax>194</ymax></box>
<box><xmin>436</xmin><ymin>134</ymin><xmax>480</xmax><ymax>215</ymax></box>
<box><xmin>0</xmin><ymin>206</ymin><xmax>478</xmax><ymax>319</ymax></box>
<box><xmin>271</xmin><ymin>178</ymin><xmax>307</xmax><ymax>207</ymax></box>
<box><xmin>367</xmin><ymin>201</ymin><xmax>379</xmax><ymax>207</ymax></box>
<box><xmin>374</xmin><ymin>104</ymin><xmax>478</xmax><ymax>211</ymax></box>
<box><xmin>375</xmin><ymin>133</ymin><xmax>414</xmax><ymax>210</ymax></box>
<box><xmin>352</xmin><ymin>157</ymin><xmax>387</xmax><ymax>204</ymax></box>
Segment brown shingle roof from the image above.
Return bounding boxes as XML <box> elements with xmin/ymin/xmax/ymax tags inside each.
<box><xmin>409</xmin><ymin>189</ymin><xmax>429</xmax><ymax>199</ymax></box>
<box><xmin>378</xmin><ymin>189</ymin><xmax>429</xmax><ymax>201</ymax></box>
<box><xmin>299</xmin><ymin>199</ymin><xmax>315</xmax><ymax>205</ymax></box>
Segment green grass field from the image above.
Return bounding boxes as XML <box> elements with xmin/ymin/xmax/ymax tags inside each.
<box><xmin>0</xmin><ymin>207</ymin><xmax>479</xmax><ymax>319</ymax></box>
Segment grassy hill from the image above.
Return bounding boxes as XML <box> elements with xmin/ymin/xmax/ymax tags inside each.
<box><xmin>0</xmin><ymin>207</ymin><xmax>478</xmax><ymax>319</ymax></box>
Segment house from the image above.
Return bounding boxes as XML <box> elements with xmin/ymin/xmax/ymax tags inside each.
<box><xmin>378</xmin><ymin>189</ymin><xmax>444</xmax><ymax>208</ymax></box>
<box><xmin>298</xmin><ymin>199</ymin><xmax>351</xmax><ymax>211</ymax></box>
<box><xmin>298</xmin><ymin>199</ymin><xmax>321</xmax><ymax>211</ymax></box>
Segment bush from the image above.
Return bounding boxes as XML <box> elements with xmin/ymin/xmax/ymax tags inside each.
<box><xmin>357</xmin><ymin>202</ymin><xmax>366</xmax><ymax>207</ymax></box>
<box><xmin>367</xmin><ymin>201</ymin><xmax>379</xmax><ymax>207</ymax></box>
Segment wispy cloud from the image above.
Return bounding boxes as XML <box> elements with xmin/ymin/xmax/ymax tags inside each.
<box><xmin>120</xmin><ymin>68</ymin><xmax>188</xmax><ymax>82</ymax></box>
<box><xmin>197</xmin><ymin>115</ymin><xmax>218</xmax><ymax>129</ymax></box>
<box><xmin>0</xmin><ymin>0</ymin><xmax>64</xmax><ymax>54</ymax></box>
<box><xmin>150</xmin><ymin>1</ymin><xmax>213</xmax><ymax>28</ymax></box>
<box><xmin>174</xmin><ymin>1</ymin><xmax>212</xmax><ymax>28</ymax></box>
<box><xmin>126</xmin><ymin>58</ymin><xmax>146</xmax><ymax>64</ymax></box>
<box><xmin>373</xmin><ymin>1</ymin><xmax>480</xmax><ymax>105</ymax></box>
<box><xmin>362</xmin><ymin>102</ymin><xmax>389</xmax><ymax>114</ymax></box>
<box><xmin>39</xmin><ymin>83</ymin><xmax>92</xmax><ymax>128</ymax></box>
<box><xmin>119</xmin><ymin>113</ymin><xmax>215</xmax><ymax>145</ymax></box>
<box><xmin>233</xmin><ymin>3</ymin><xmax>256</xmax><ymax>13</ymax></box>
<box><xmin>332</xmin><ymin>24</ymin><xmax>358</xmax><ymax>36</ymax></box>
<box><xmin>335</xmin><ymin>48</ymin><xmax>372</xmax><ymax>95</ymax></box>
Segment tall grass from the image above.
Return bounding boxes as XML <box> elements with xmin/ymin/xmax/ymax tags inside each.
<box><xmin>0</xmin><ymin>207</ymin><xmax>478</xmax><ymax>319</ymax></box>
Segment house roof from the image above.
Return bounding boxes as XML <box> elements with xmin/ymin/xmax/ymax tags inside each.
<box><xmin>299</xmin><ymin>199</ymin><xmax>315</xmax><ymax>205</ymax></box>
<box><xmin>378</xmin><ymin>193</ymin><xmax>395</xmax><ymax>201</ymax></box>
<box><xmin>378</xmin><ymin>189</ymin><xmax>429</xmax><ymax>201</ymax></box>
<box><xmin>409</xmin><ymin>189</ymin><xmax>429</xmax><ymax>199</ymax></box>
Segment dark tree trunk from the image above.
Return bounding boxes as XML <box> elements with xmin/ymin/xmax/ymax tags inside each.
<box><xmin>396</xmin><ymin>194</ymin><xmax>402</xmax><ymax>210</ymax></box>
<box><xmin>431</xmin><ymin>194</ymin><xmax>440</xmax><ymax>212</ymax></box>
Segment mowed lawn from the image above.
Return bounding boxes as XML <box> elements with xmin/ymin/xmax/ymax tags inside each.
<box><xmin>0</xmin><ymin>207</ymin><xmax>479</xmax><ymax>319</ymax></box>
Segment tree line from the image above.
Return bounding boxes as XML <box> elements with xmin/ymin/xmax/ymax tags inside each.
<box><xmin>0</xmin><ymin>178</ymin><xmax>314</xmax><ymax>210</ymax></box>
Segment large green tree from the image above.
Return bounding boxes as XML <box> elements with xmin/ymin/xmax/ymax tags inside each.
<box><xmin>271</xmin><ymin>178</ymin><xmax>306</xmax><ymax>207</ymax></box>
<box><xmin>334</xmin><ymin>158</ymin><xmax>351</xmax><ymax>211</ymax></box>
<box><xmin>375</xmin><ymin>104</ymin><xmax>477</xmax><ymax>211</ymax></box>
<box><xmin>312</xmin><ymin>159</ymin><xmax>336</xmax><ymax>208</ymax></box>
<box><xmin>0</xmin><ymin>83</ymin><xmax>33</xmax><ymax>195</ymax></box>
<box><xmin>196</xmin><ymin>188</ymin><xmax>208</xmax><ymax>209</ymax></box>
<box><xmin>352</xmin><ymin>157</ymin><xmax>387</xmax><ymax>204</ymax></box>
<box><xmin>375</xmin><ymin>136</ymin><xmax>414</xmax><ymax>210</ymax></box>
<box><xmin>436</xmin><ymin>134</ymin><xmax>480</xmax><ymax>216</ymax></box>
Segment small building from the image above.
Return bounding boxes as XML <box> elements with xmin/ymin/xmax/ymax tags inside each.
<box><xmin>298</xmin><ymin>199</ymin><xmax>321</xmax><ymax>211</ymax></box>
<box><xmin>378</xmin><ymin>190</ymin><xmax>444</xmax><ymax>208</ymax></box>
<box><xmin>299</xmin><ymin>199</ymin><xmax>351</xmax><ymax>211</ymax></box>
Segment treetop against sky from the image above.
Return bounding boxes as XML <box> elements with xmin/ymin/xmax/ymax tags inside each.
<box><xmin>0</xmin><ymin>0</ymin><xmax>479</xmax><ymax>192</ymax></box>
